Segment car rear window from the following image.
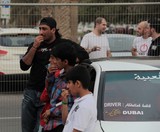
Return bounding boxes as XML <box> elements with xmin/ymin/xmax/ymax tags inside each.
<box><xmin>108</xmin><ymin>35</ymin><xmax>135</xmax><ymax>52</ymax></box>
<box><xmin>0</xmin><ymin>34</ymin><xmax>37</xmax><ymax>47</ymax></box>
<box><xmin>100</xmin><ymin>71</ymin><xmax>160</xmax><ymax>121</ymax></box>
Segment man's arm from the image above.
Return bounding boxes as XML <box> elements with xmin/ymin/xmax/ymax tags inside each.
<box><xmin>61</xmin><ymin>102</ymin><xmax>69</xmax><ymax>124</ymax></box>
<box><xmin>131</xmin><ymin>47</ymin><xmax>137</xmax><ymax>56</ymax></box>
<box><xmin>107</xmin><ymin>50</ymin><xmax>112</xmax><ymax>58</ymax></box>
<box><xmin>61</xmin><ymin>89</ymin><xmax>70</xmax><ymax>124</ymax></box>
<box><xmin>85</xmin><ymin>46</ymin><xmax>101</xmax><ymax>54</ymax></box>
<box><xmin>131</xmin><ymin>38</ymin><xmax>138</xmax><ymax>56</ymax></box>
<box><xmin>21</xmin><ymin>46</ymin><xmax>37</xmax><ymax>65</ymax></box>
<box><xmin>21</xmin><ymin>35</ymin><xmax>43</xmax><ymax>65</ymax></box>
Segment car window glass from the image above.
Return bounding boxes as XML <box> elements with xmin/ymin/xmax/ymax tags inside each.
<box><xmin>0</xmin><ymin>36</ymin><xmax>12</xmax><ymax>46</ymax></box>
<box><xmin>102</xmin><ymin>71</ymin><xmax>160</xmax><ymax>121</ymax></box>
<box><xmin>108</xmin><ymin>35</ymin><xmax>135</xmax><ymax>52</ymax></box>
<box><xmin>0</xmin><ymin>34</ymin><xmax>36</xmax><ymax>47</ymax></box>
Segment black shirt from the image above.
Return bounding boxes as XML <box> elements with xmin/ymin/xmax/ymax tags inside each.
<box><xmin>148</xmin><ymin>36</ymin><xmax>160</xmax><ymax>56</ymax></box>
<box><xmin>20</xmin><ymin>38</ymin><xmax>62</xmax><ymax>92</ymax></box>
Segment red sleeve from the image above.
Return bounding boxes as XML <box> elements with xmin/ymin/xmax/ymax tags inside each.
<box><xmin>40</xmin><ymin>88</ymin><xmax>50</xmax><ymax>102</ymax></box>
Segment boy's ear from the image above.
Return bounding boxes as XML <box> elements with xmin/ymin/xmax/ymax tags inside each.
<box><xmin>76</xmin><ymin>80</ymin><xmax>82</xmax><ymax>88</ymax></box>
<box><xmin>63</xmin><ymin>59</ymin><xmax>68</xmax><ymax>65</ymax></box>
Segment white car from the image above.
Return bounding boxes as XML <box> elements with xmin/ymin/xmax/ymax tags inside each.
<box><xmin>0</xmin><ymin>28</ymin><xmax>39</xmax><ymax>92</ymax></box>
<box><xmin>107</xmin><ymin>34</ymin><xmax>136</xmax><ymax>57</ymax></box>
<box><xmin>0</xmin><ymin>28</ymin><xmax>39</xmax><ymax>74</ymax></box>
<box><xmin>89</xmin><ymin>58</ymin><xmax>160</xmax><ymax>132</ymax></box>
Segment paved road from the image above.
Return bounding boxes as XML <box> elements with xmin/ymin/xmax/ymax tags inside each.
<box><xmin>0</xmin><ymin>93</ymin><xmax>22</xmax><ymax>132</ymax></box>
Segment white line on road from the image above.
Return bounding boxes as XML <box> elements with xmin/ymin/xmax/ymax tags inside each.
<box><xmin>0</xmin><ymin>117</ymin><xmax>21</xmax><ymax>120</ymax></box>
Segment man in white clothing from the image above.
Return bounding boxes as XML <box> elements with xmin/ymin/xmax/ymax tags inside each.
<box><xmin>131</xmin><ymin>21</ymin><xmax>152</xmax><ymax>56</ymax></box>
<box><xmin>80</xmin><ymin>17</ymin><xmax>112</xmax><ymax>59</ymax></box>
<box><xmin>61</xmin><ymin>65</ymin><xmax>97</xmax><ymax>132</ymax></box>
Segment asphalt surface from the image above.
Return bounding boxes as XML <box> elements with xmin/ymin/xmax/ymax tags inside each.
<box><xmin>0</xmin><ymin>93</ymin><xmax>22</xmax><ymax>132</ymax></box>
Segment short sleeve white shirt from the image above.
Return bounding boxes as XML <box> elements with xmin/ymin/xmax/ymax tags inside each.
<box><xmin>80</xmin><ymin>32</ymin><xmax>110</xmax><ymax>59</ymax></box>
<box><xmin>63</xmin><ymin>94</ymin><xmax>97</xmax><ymax>132</ymax></box>
<box><xmin>132</xmin><ymin>36</ymin><xmax>152</xmax><ymax>56</ymax></box>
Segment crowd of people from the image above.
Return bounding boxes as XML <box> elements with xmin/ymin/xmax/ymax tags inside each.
<box><xmin>20</xmin><ymin>16</ymin><xmax>160</xmax><ymax>132</ymax></box>
<box><xmin>80</xmin><ymin>17</ymin><xmax>160</xmax><ymax>58</ymax></box>
<box><xmin>20</xmin><ymin>17</ymin><xmax>97</xmax><ymax>132</ymax></box>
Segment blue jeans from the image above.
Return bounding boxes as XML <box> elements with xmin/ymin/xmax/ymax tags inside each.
<box><xmin>21</xmin><ymin>89</ymin><xmax>44</xmax><ymax>132</ymax></box>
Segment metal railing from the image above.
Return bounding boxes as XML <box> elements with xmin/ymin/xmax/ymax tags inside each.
<box><xmin>0</xmin><ymin>2</ymin><xmax>160</xmax><ymax>132</ymax></box>
<box><xmin>0</xmin><ymin>2</ymin><xmax>159</xmax><ymax>40</ymax></box>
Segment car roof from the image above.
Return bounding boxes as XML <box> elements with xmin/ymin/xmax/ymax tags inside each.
<box><xmin>91</xmin><ymin>57</ymin><xmax>160</xmax><ymax>71</ymax></box>
<box><xmin>0</xmin><ymin>28</ymin><xmax>39</xmax><ymax>35</ymax></box>
<box><xmin>106</xmin><ymin>33</ymin><xmax>136</xmax><ymax>38</ymax></box>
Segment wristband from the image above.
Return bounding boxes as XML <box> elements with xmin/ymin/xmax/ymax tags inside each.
<box><xmin>62</xmin><ymin>101</ymin><xmax>68</xmax><ymax>105</ymax></box>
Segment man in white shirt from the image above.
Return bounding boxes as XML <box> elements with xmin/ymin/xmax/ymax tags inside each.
<box><xmin>131</xmin><ymin>21</ymin><xmax>152</xmax><ymax>56</ymax></box>
<box><xmin>61</xmin><ymin>65</ymin><xmax>97</xmax><ymax>132</ymax></box>
<box><xmin>80</xmin><ymin>17</ymin><xmax>112</xmax><ymax>59</ymax></box>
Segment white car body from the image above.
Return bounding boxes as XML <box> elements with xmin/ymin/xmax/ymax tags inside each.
<box><xmin>0</xmin><ymin>28</ymin><xmax>39</xmax><ymax>74</ymax></box>
<box><xmin>91</xmin><ymin>59</ymin><xmax>160</xmax><ymax>132</ymax></box>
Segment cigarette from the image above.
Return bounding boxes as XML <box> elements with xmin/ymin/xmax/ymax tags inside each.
<box><xmin>56</xmin><ymin>102</ymin><xmax>62</xmax><ymax>107</ymax></box>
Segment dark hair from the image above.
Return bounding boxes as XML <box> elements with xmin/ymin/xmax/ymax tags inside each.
<box><xmin>40</xmin><ymin>17</ymin><xmax>62</xmax><ymax>38</ymax></box>
<box><xmin>66</xmin><ymin>65</ymin><xmax>91</xmax><ymax>89</ymax></box>
<box><xmin>50</xmin><ymin>41</ymin><xmax>77</xmax><ymax>66</ymax></box>
<box><xmin>55</xmin><ymin>39</ymin><xmax>91</xmax><ymax>64</ymax></box>
<box><xmin>40</xmin><ymin>17</ymin><xmax>57</xmax><ymax>29</ymax></box>
<box><xmin>71</xmin><ymin>41</ymin><xmax>91</xmax><ymax>64</ymax></box>
<box><xmin>55</xmin><ymin>29</ymin><xmax>62</xmax><ymax>39</ymax></box>
<box><xmin>148</xmin><ymin>18</ymin><xmax>160</xmax><ymax>33</ymax></box>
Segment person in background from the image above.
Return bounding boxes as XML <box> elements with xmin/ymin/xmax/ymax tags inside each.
<box><xmin>41</xmin><ymin>41</ymin><xmax>77</xmax><ymax>132</ymax></box>
<box><xmin>131</xmin><ymin>21</ymin><xmax>152</xmax><ymax>56</ymax></box>
<box><xmin>148</xmin><ymin>18</ymin><xmax>160</xmax><ymax>56</ymax></box>
<box><xmin>80</xmin><ymin>17</ymin><xmax>112</xmax><ymax>59</ymax></box>
<box><xmin>61</xmin><ymin>65</ymin><xmax>97</xmax><ymax>132</ymax></box>
<box><xmin>20</xmin><ymin>17</ymin><xmax>62</xmax><ymax>132</ymax></box>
